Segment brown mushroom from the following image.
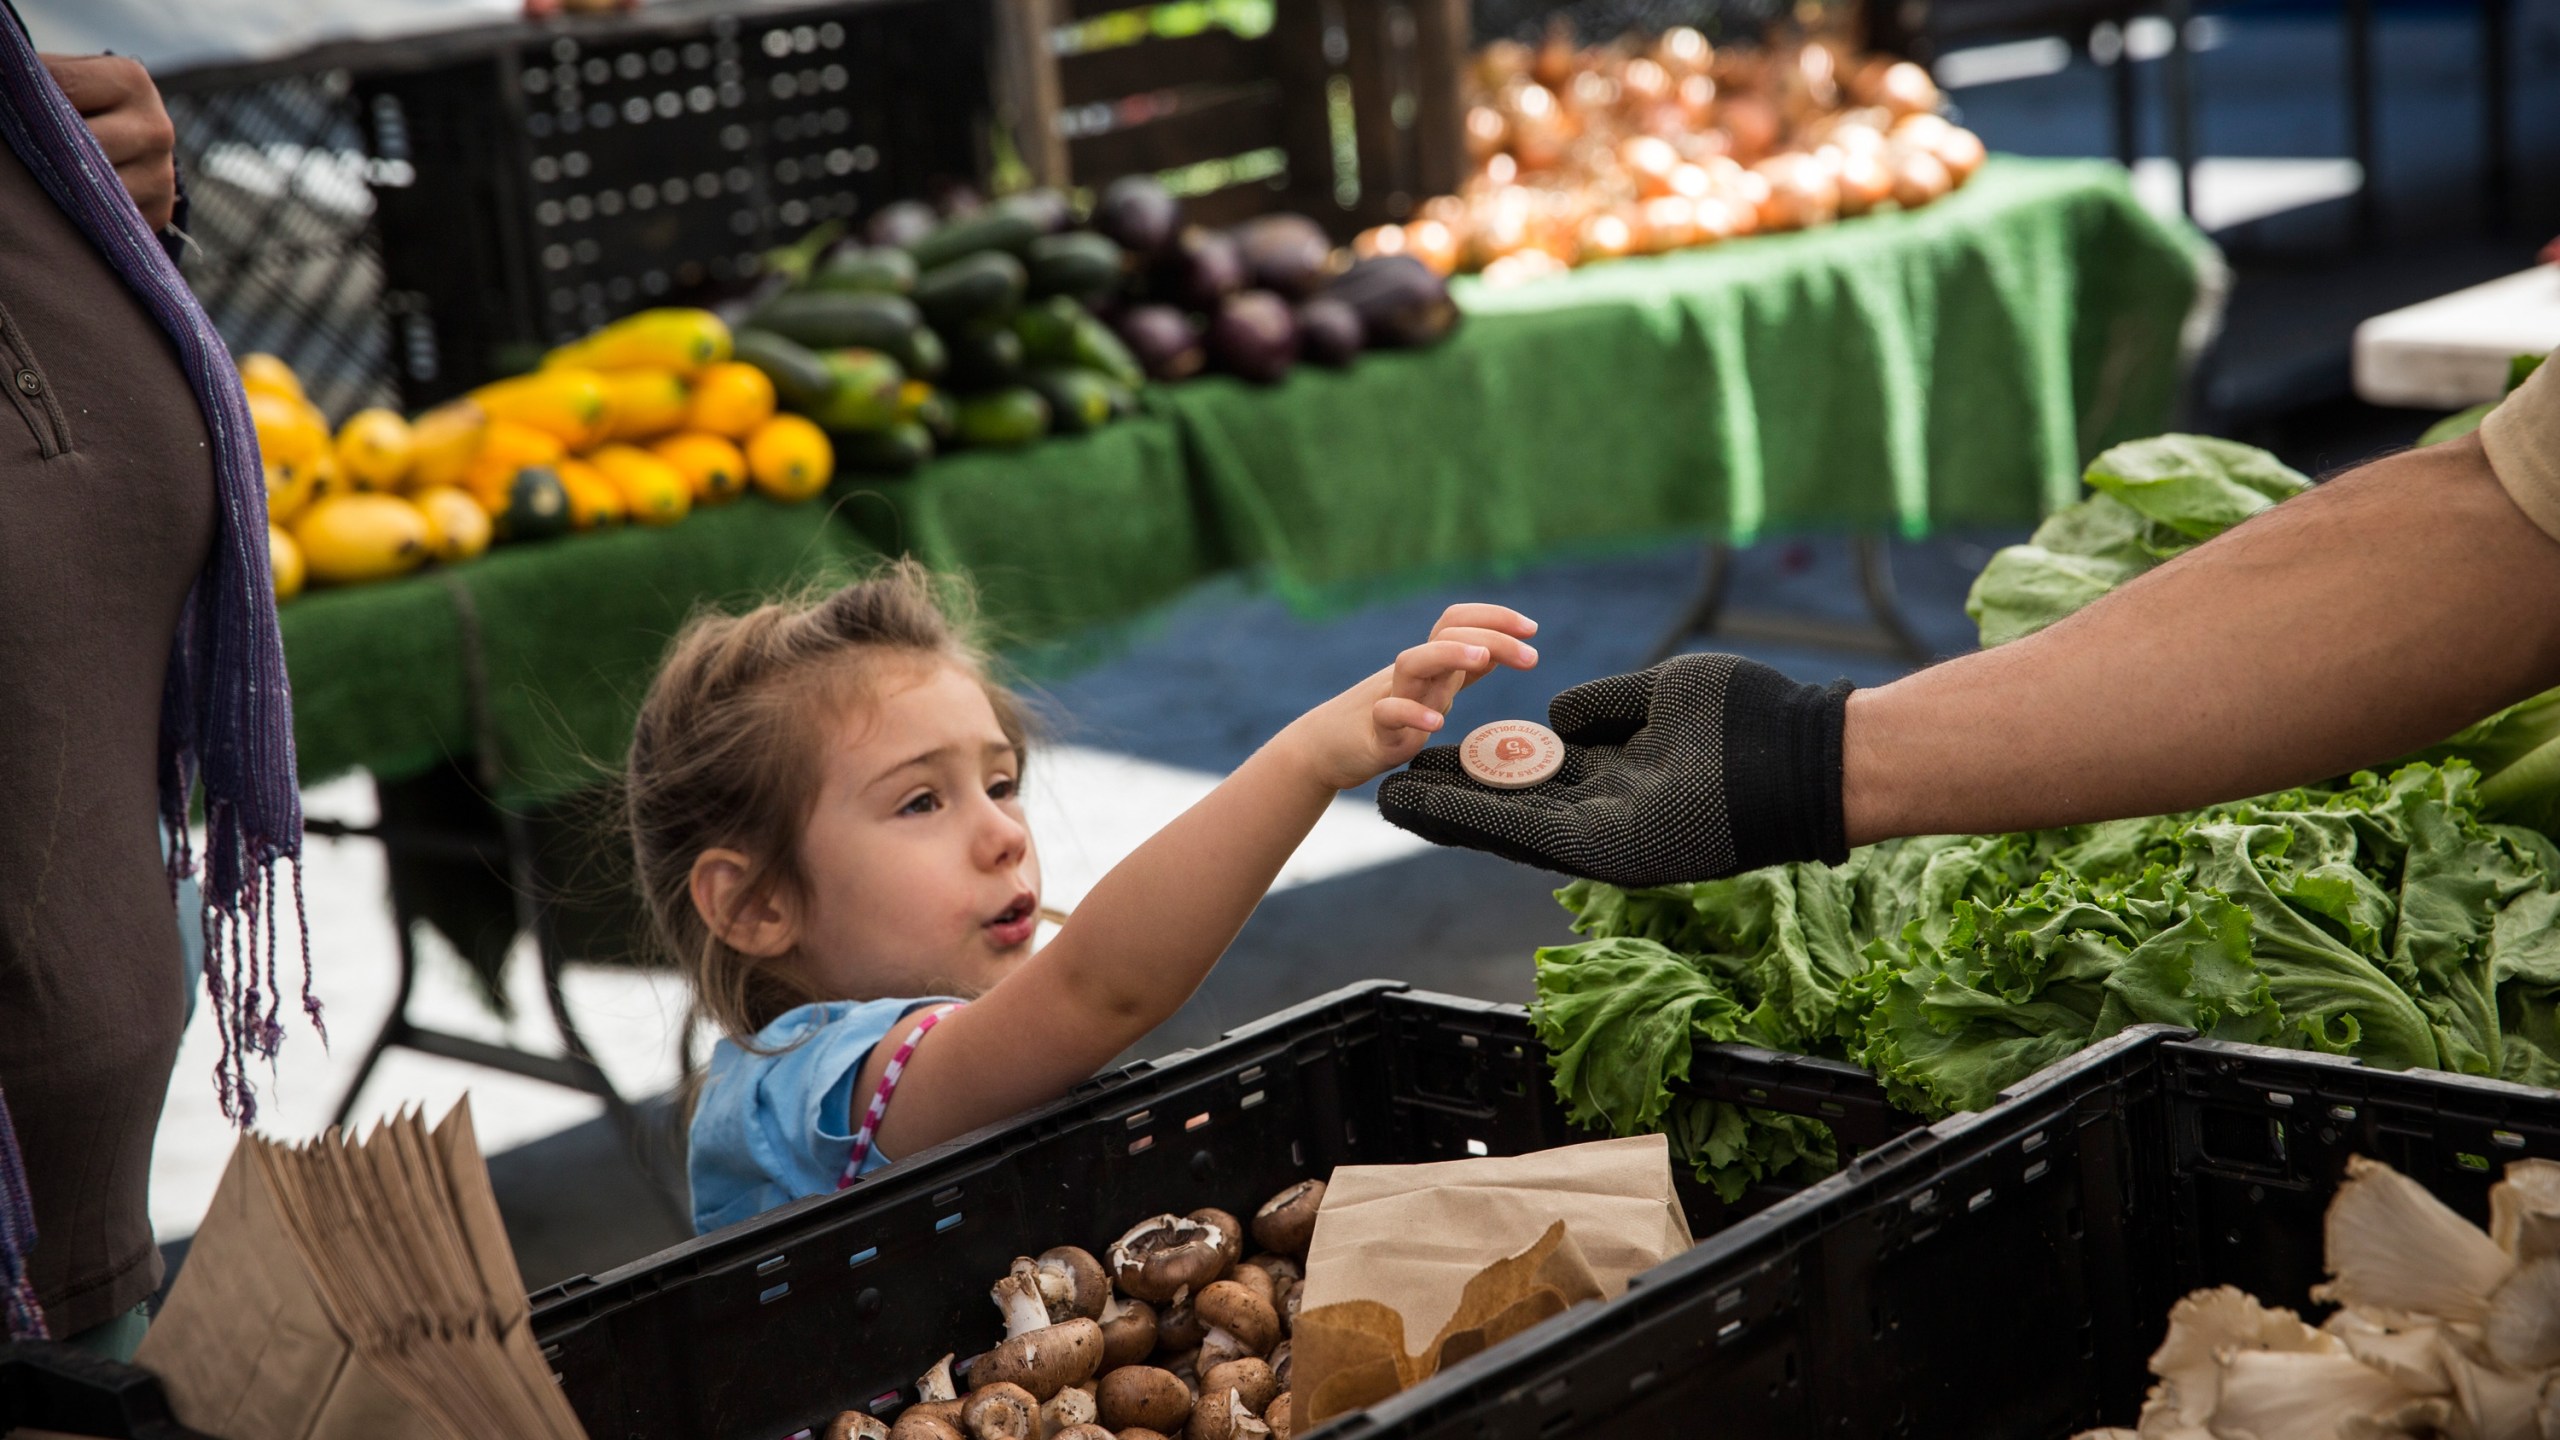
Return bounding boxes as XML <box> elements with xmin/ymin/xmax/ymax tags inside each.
<box><xmin>1162</xmin><ymin>1346</ymin><xmax>1202</xmax><ymax>1390</ymax></box>
<box><xmin>1251</xmin><ymin>1182</ymin><xmax>1323</xmax><ymax>1259</ymax></box>
<box><xmin>1264</xmin><ymin>1394</ymin><xmax>1292</xmax><ymax>1440</ymax></box>
<box><xmin>1275</xmin><ymin>1279</ymin><xmax>1301</xmax><ymax>1337</ymax></box>
<box><xmin>1188</xmin><ymin>1207</ymin><xmax>1245</xmax><ymax>1273</ymax></box>
<box><xmin>1051</xmin><ymin>1428</ymin><xmax>1115</xmax><ymax>1440</ymax></box>
<box><xmin>1198</xmin><ymin>1327</ymin><xmax>1254</xmax><ymax>1372</ymax></box>
<box><xmin>1200</xmin><ymin>1358</ymin><xmax>1278</xmax><ymax>1416</ymax></box>
<box><xmin>890</xmin><ymin>1412</ymin><xmax>963</xmax><ymax>1440</ymax></box>
<box><xmin>1244</xmin><ymin>1255</ymin><xmax>1301</xmax><ymax>1287</ymax></box>
<box><xmin>1118</xmin><ymin>1432</ymin><xmax>1175</xmax><ymax>1440</ymax></box>
<box><xmin>982</xmin><ymin>1263</ymin><xmax>1106</xmax><ymax>1399</ymax></box>
<box><xmin>918</xmin><ymin>1354</ymin><xmax>962</xmax><ymax>1405</ymax></box>
<box><xmin>1098</xmin><ymin>1365</ymin><xmax>1193</xmax><ymax>1433</ymax></box>
<box><xmin>1195</xmin><ymin>1280</ymin><xmax>1281</xmax><ymax>1358</ymax></box>
<box><xmin>1187</xmin><ymin>1386</ymin><xmax>1273</xmax><ymax>1440</ymax></box>
<box><xmin>960</xmin><ymin>1382</ymin><xmax>1040</xmax><ymax>1440</ymax></box>
<box><xmin>1267</xmin><ymin>1340</ymin><xmax>1291</xmax><ymax>1392</ymax></box>
<box><xmin>1099</xmin><ymin>1294</ymin><xmax>1159</xmax><ymax>1370</ymax></box>
<box><xmin>1110</xmin><ymin>1214</ymin><xmax>1232</xmax><ymax>1303</ymax></box>
<box><xmin>1039</xmin><ymin>1382</ymin><xmax>1099</xmax><ymax>1436</ymax></box>
<box><xmin>1227</xmin><ymin>1262</ymin><xmax>1276</xmax><ymax>1311</ymax></box>
<box><xmin>1035</xmin><ymin>1246</ymin><xmax>1110</xmax><ymax>1322</ymax></box>
<box><xmin>824</xmin><ymin>1411</ymin><xmax>891</xmax><ymax>1440</ymax></box>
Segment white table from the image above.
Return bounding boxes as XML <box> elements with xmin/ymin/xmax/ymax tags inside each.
<box><xmin>2354</xmin><ymin>266</ymin><xmax>2560</xmax><ymax>410</ymax></box>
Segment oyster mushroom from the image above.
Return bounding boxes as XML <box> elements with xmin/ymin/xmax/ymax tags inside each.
<box><xmin>1186</xmin><ymin>1386</ymin><xmax>1272</xmax><ymax>1440</ymax></box>
<box><xmin>1111</xmin><ymin>1215</ymin><xmax>1232</xmax><ymax>1303</ymax></box>
<box><xmin>977</xmin><ymin>1262</ymin><xmax>1105</xmax><ymax>1400</ymax></box>
<box><xmin>1156</xmin><ymin>1295</ymin><xmax>1207</xmax><ymax>1353</ymax></box>
<box><xmin>2316</xmin><ymin>1156</ymin><xmax>2513</xmax><ymax>1323</ymax></box>
<box><xmin>1039</xmin><ymin>1382</ymin><xmax>1100</xmax><ymax>1437</ymax></box>
<box><xmin>1098</xmin><ymin>1364</ymin><xmax>1193</xmax><ymax>1433</ymax></box>
<box><xmin>2492</xmin><ymin>1157</ymin><xmax>2560</xmax><ymax>1262</ymax></box>
<box><xmin>1035</xmin><ymin>1246</ymin><xmax>1111</xmax><ymax>1322</ymax></box>
<box><xmin>1200</xmin><ymin>1358</ymin><xmax>1277</xmax><ymax>1416</ymax></box>
<box><xmin>960</xmin><ymin>1382</ymin><xmax>1040</xmax><ymax>1440</ymax></box>
<box><xmin>1099</xmin><ymin>1294</ymin><xmax>1159</xmax><ymax>1369</ymax></box>
<box><xmin>2485</xmin><ymin>1256</ymin><xmax>2560</xmax><ymax>1370</ymax></box>
<box><xmin>824</xmin><ymin>1412</ymin><xmax>891</xmax><ymax>1440</ymax></box>
<box><xmin>1251</xmin><ymin>1182</ymin><xmax>1323</xmax><ymax>1259</ymax></box>
<box><xmin>1195</xmin><ymin>1280</ymin><xmax>1281</xmax><ymax>1361</ymax></box>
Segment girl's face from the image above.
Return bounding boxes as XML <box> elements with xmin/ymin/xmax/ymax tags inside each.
<box><xmin>787</xmin><ymin>656</ymin><xmax>1041</xmax><ymax>1001</ymax></box>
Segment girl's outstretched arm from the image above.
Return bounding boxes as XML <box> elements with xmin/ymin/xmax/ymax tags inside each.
<box><xmin>868</xmin><ymin>604</ymin><xmax>1540</xmax><ymax>1157</ymax></box>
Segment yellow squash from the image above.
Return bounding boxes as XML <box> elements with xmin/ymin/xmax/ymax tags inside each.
<box><xmin>463</xmin><ymin>419</ymin><xmax>569</xmax><ymax>507</ymax></box>
<box><xmin>469</xmin><ymin>368</ymin><xmax>611</xmax><ymax>448</ymax></box>
<box><xmin>552</xmin><ymin>457</ymin><xmax>629</xmax><ymax>530</ymax></box>
<box><xmin>600</xmin><ymin>369</ymin><xmax>691</xmax><ymax>442</ymax></box>
<box><xmin>334</xmin><ymin>408</ymin><xmax>414</xmax><ymax>491</ymax></box>
<box><xmin>247</xmin><ymin>389</ymin><xmax>328</xmax><ymax>467</ymax></box>
<box><xmin>682</xmin><ymin>361</ymin><xmax>776</xmax><ymax>438</ymax></box>
<box><xmin>546</xmin><ymin>308</ymin><xmax>731</xmax><ymax>376</ymax></box>
<box><xmin>268</xmin><ymin>524</ymin><xmax>305</xmax><ymax>602</ymax></box>
<box><xmin>290</xmin><ymin>494</ymin><xmax>434</xmax><ymax>586</ymax></box>
<box><xmin>405</xmin><ymin>400</ymin><xmax>488</xmax><ymax>491</ymax></box>
<box><xmin>264</xmin><ymin>459</ymin><xmax>315</xmax><ymax>526</ymax></box>
<box><xmin>587</xmin><ymin>444</ymin><xmax>691</xmax><ymax>526</ymax></box>
<box><xmin>650</xmin><ymin>432</ymin><xmax>750</xmax><ymax>505</ymax></box>
<box><xmin>745</xmin><ymin>414</ymin><xmax>833</xmax><ymax>502</ymax></box>
<box><xmin>237</xmin><ymin>352</ymin><xmax>306</xmax><ymax>404</ymax></box>
<box><xmin>414</xmin><ymin>485</ymin><xmax>493</xmax><ymax>562</ymax></box>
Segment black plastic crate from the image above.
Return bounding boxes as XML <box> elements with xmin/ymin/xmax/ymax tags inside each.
<box><xmin>157</xmin><ymin>0</ymin><xmax>993</xmax><ymax>414</ymax></box>
<box><xmin>1330</xmin><ymin>1025</ymin><xmax>2560</xmax><ymax>1439</ymax></box>
<box><xmin>521</xmin><ymin>980</ymin><xmax>1915</xmax><ymax>1438</ymax></box>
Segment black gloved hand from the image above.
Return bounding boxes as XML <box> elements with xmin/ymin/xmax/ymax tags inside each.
<box><xmin>1375</xmin><ymin>653</ymin><xmax>1853</xmax><ymax>888</ymax></box>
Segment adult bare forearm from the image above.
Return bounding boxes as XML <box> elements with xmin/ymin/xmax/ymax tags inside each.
<box><xmin>1844</xmin><ymin>434</ymin><xmax>2560</xmax><ymax>843</ymax></box>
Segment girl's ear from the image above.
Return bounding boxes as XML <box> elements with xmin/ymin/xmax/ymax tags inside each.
<box><xmin>689</xmin><ymin>847</ymin><xmax>800</xmax><ymax>958</ymax></box>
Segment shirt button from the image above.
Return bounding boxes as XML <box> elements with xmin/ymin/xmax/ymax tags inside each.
<box><xmin>14</xmin><ymin>369</ymin><xmax>38</xmax><ymax>395</ymax></box>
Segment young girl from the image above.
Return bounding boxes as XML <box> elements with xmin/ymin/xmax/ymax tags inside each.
<box><xmin>625</xmin><ymin>562</ymin><xmax>1539</xmax><ymax>1233</ymax></box>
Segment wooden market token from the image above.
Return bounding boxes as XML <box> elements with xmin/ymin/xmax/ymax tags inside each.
<box><xmin>1461</xmin><ymin>720</ymin><xmax>1565</xmax><ymax>789</ymax></box>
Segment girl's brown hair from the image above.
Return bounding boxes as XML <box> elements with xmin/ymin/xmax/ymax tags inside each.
<box><xmin>626</xmin><ymin>559</ymin><xmax>1027</xmax><ymax>1043</ymax></box>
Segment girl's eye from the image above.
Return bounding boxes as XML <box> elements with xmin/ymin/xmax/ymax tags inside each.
<box><xmin>899</xmin><ymin>790</ymin><xmax>941</xmax><ymax>816</ymax></box>
<box><xmin>988</xmin><ymin>776</ymin><xmax>1018</xmax><ymax>801</ymax></box>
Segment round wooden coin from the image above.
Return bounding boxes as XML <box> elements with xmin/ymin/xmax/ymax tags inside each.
<box><xmin>1460</xmin><ymin>719</ymin><xmax>1565</xmax><ymax>789</ymax></box>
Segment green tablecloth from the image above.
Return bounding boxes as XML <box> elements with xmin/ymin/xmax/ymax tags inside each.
<box><xmin>279</xmin><ymin>157</ymin><xmax>2201</xmax><ymax>797</ymax></box>
<box><xmin>1160</xmin><ymin>157</ymin><xmax>2199</xmax><ymax>603</ymax></box>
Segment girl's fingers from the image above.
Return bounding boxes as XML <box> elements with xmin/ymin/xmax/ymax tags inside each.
<box><xmin>1372</xmin><ymin>696</ymin><xmax>1445</xmax><ymax>735</ymax></box>
<box><xmin>1432</xmin><ymin>626</ymin><xmax>1539</xmax><ymax>672</ymax></box>
<box><xmin>1391</xmin><ymin>640</ymin><xmax>1490</xmax><ymax>691</ymax></box>
<box><xmin>1432</xmin><ymin>603</ymin><xmax>1539</xmax><ymax>640</ymax></box>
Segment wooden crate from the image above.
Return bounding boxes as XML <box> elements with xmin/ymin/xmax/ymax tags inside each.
<box><xmin>998</xmin><ymin>0</ymin><xmax>1468</xmax><ymax>236</ymax></box>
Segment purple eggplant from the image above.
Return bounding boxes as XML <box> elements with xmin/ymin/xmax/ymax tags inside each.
<box><xmin>1115</xmin><ymin>303</ymin><xmax>1206</xmax><ymax>382</ymax></box>
<box><xmin>1211</xmin><ymin>290</ymin><xmax>1298</xmax><ymax>384</ymax></box>
<box><xmin>1232</xmin><ymin>213</ymin><xmax>1338</xmax><ymax>299</ymax></box>
<box><xmin>1160</xmin><ymin>226</ymin><xmax>1245</xmax><ymax>312</ymax></box>
<box><xmin>931</xmin><ymin>180</ymin><xmax>985</xmax><ymax>218</ymax></box>
<box><xmin>1293</xmin><ymin>296</ymin><xmax>1364</xmax><ymax>367</ymax></box>
<box><xmin>1325</xmin><ymin>255</ymin><xmax>1459</xmax><ymax>348</ymax></box>
<box><xmin>1094</xmin><ymin>174</ymin><xmax>1183</xmax><ymax>258</ymax></box>
<box><xmin>866</xmin><ymin>199</ymin><xmax>940</xmax><ymax>252</ymax></box>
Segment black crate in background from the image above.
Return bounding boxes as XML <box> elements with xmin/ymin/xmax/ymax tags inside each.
<box><xmin>156</xmin><ymin>0</ymin><xmax>994</xmax><ymax>419</ymax></box>
<box><xmin>524</xmin><ymin>981</ymin><xmax>1914</xmax><ymax>1439</ymax></box>
<box><xmin>1468</xmin><ymin>0</ymin><xmax>1796</xmax><ymax>47</ymax></box>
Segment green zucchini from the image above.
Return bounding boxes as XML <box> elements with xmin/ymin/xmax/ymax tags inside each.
<box><xmin>901</xmin><ymin>325</ymin><xmax>947</xmax><ymax>382</ymax></box>
<box><xmin>1023</xmin><ymin>368</ymin><xmax>1116</xmax><ymax>435</ymax></box>
<box><xmin>907</xmin><ymin>208</ymin><xmax>1044</xmax><ymax>271</ymax></box>
<box><xmin>954</xmin><ymin>387</ymin><xmax>1050</xmax><ymax>449</ymax></box>
<box><xmin>1069</xmin><ymin>312</ymin><xmax>1146</xmax><ymax>389</ymax></box>
<box><xmin>810</xmin><ymin>245</ymin><xmax>918</xmax><ymax>296</ymax></box>
<box><xmin>835</xmin><ymin>420</ymin><xmax>936</xmax><ymax>475</ymax></box>
<box><xmin>1010</xmin><ymin>296</ymin><xmax>1084</xmax><ymax>367</ymax></box>
<box><xmin>749</xmin><ymin>291</ymin><xmax>924</xmax><ymax>353</ymax></box>
<box><xmin>1024</xmin><ymin>232</ymin><xmax>1125</xmax><ymax>301</ymax></box>
<box><xmin>944</xmin><ymin>327</ymin><xmax>1025</xmax><ymax>390</ymax></box>
<box><xmin>811</xmin><ymin>349</ymin><xmax>906</xmax><ymax>433</ymax></box>
<box><xmin>731</xmin><ymin>327</ymin><xmax>837</xmax><ymax>412</ymax></box>
<box><xmin>913</xmin><ymin>251</ymin><xmax>1027</xmax><ymax>333</ymax></box>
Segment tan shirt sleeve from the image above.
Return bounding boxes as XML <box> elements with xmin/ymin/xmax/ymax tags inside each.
<box><xmin>2481</xmin><ymin>354</ymin><xmax>2560</xmax><ymax>543</ymax></box>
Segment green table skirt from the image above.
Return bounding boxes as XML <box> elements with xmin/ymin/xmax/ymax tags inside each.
<box><xmin>279</xmin><ymin>157</ymin><xmax>2201</xmax><ymax>799</ymax></box>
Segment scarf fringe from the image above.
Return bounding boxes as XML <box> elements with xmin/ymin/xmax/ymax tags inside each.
<box><xmin>0</xmin><ymin>1087</ymin><xmax>47</xmax><ymax>1341</ymax></box>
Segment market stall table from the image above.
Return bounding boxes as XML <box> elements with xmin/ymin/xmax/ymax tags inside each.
<box><xmin>2353</xmin><ymin>265</ymin><xmax>2560</xmax><ymax>410</ymax></box>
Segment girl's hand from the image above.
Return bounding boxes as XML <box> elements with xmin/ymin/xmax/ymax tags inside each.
<box><xmin>1284</xmin><ymin>604</ymin><xmax>1541</xmax><ymax>791</ymax></box>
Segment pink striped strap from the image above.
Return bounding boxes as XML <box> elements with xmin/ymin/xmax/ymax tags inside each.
<box><xmin>838</xmin><ymin>1003</ymin><xmax>961</xmax><ymax>1188</ymax></box>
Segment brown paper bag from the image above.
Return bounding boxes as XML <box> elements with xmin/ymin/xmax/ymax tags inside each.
<box><xmin>133</xmin><ymin>1102</ymin><xmax>586</xmax><ymax>1440</ymax></box>
<box><xmin>1291</xmin><ymin>1134</ymin><xmax>1693</xmax><ymax>1424</ymax></box>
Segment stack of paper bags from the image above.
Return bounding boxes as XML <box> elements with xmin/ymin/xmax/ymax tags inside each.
<box><xmin>134</xmin><ymin>1101</ymin><xmax>585</xmax><ymax>1440</ymax></box>
<box><xmin>1290</xmin><ymin>1135</ymin><xmax>1694</xmax><ymax>1424</ymax></box>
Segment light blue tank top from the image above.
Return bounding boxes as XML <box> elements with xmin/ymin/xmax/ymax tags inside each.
<box><xmin>687</xmin><ymin>996</ymin><xmax>956</xmax><ymax>1235</ymax></box>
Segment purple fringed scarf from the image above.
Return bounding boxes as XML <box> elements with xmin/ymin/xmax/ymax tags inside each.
<box><xmin>0</xmin><ymin>15</ymin><xmax>315</xmax><ymax>1339</ymax></box>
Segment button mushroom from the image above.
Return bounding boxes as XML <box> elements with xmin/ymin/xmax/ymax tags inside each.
<box><xmin>1226</xmin><ymin>1262</ymin><xmax>1276</xmax><ymax>1311</ymax></box>
<box><xmin>1251</xmin><ymin>1181</ymin><xmax>1323</xmax><ymax>1260</ymax></box>
<box><xmin>1117</xmin><ymin>1431</ymin><xmax>1175</xmax><ymax>1440</ymax></box>
<box><xmin>1188</xmin><ymin>1207</ymin><xmax>1245</xmax><ymax>1269</ymax></box>
<box><xmin>960</xmin><ymin>1382</ymin><xmax>1040</xmax><ymax>1440</ymax></box>
<box><xmin>1050</xmin><ymin>1428</ymin><xmax>1115</xmax><ymax>1440</ymax></box>
<box><xmin>1156</xmin><ymin>1295</ymin><xmax>1207</xmax><ymax>1354</ymax></box>
<box><xmin>977</xmin><ymin>1262</ymin><xmax>1106</xmax><ymax>1400</ymax></box>
<box><xmin>1194</xmin><ymin>1280</ymin><xmax>1281</xmax><ymax>1363</ymax></box>
<box><xmin>824</xmin><ymin>1411</ymin><xmax>891</xmax><ymax>1440</ymax></box>
<box><xmin>1035</xmin><ymin>1246</ymin><xmax>1110</xmax><ymax>1322</ymax></box>
<box><xmin>1267</xmin><ymin>1340</ymin><xmax>1291</xmax><ymax>1392</ymax></box>
<box><xmin>889</xmin><ymin>1415</ymin><xmax>964</xmax><ymax>1440</ymax></box>
<box><xmin>1110</xmin><ymin>1214</ymin><xmax>1232</xmax><ymax>1303</ymax></box>
<box><xmin>1186</xmin><ymin>1386</ymin><xmax>1273</xmax><ymax>1440</ymax></box>
<box><xmin>1099</xmin><ymin>1294</ymin><xmax>1159</xmax><ymax>1370</ymax></box>
<box><xmin>1264</xmin><ymin>1394</ymin><xmax>1292</xmax><ymax>1440</ymax></box>
<box><xmin>1200</xmin><ymin>1358</ymin><xmax>1278</xmax><ymax>1416</ymax></box>
<box><xmin>918</xmin><ymin>1354</ymin><xmax>961</xmax><ymax>1405</ymax></box>
<box><xmin>1097</xmin><ymin>1364</ymin><xmax>1194</xmax><ymax>1433</ymax></box>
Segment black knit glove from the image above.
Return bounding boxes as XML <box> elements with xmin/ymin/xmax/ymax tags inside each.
<box><xmin>1375</xmin><ymin>654</ymin><xmax>1853</xmax><ymax>888</ymax></box>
